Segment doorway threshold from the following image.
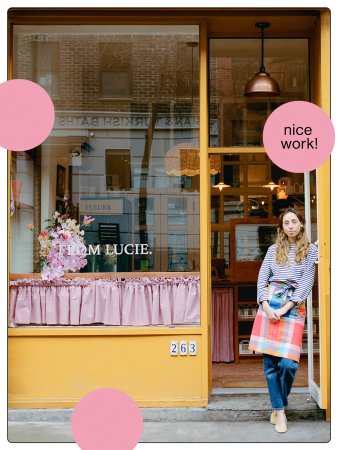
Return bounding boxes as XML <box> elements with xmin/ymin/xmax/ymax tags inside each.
<box><xmin>212</xmin><ymin>387</ymin><xmax>310</xmax><ymax>395</ymax></box>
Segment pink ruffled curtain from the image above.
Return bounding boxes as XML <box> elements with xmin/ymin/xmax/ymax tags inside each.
<box><xmin>9</xmin><ymin>277</ymin><xmax>200</xmax><ymax>326</ymax></box>
<box><xmin>211</xmin><ymin>288</ymin><xmax>234</xmax><ymax>362</ymax></box>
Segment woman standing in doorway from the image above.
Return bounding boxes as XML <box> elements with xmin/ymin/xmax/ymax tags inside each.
<box><xmin>249</xmin><ymin>207</ymin><xmax>318</xmax><ymax>433</ymax></box>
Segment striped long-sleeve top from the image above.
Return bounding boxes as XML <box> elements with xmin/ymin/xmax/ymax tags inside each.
<box><xmin>257</xmin><ymin>243</ymin><xmax>318</xmax><ymax>306</ymax></box>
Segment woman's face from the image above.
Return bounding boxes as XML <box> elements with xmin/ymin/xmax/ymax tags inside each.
<box><xmin>282</xmin><ymin>212</ymin><xmax>303</xmax><ymax>241</ymax></box>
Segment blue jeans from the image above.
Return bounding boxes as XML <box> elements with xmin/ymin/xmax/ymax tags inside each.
<box><xmin>263</xmin><ymin>353</ymin><xmax>299</xmax><ymax>410</ymax></box>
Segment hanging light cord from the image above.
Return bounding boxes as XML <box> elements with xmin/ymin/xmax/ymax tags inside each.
<box><xmin>191</xmin><ymin>43</ymin><xmax>194</xmax><ymax>108</ymax></box>
<box><xmin>260</xmin><ymin>26</ymin><xmax>265</xmax><ymax>73</ymax></box>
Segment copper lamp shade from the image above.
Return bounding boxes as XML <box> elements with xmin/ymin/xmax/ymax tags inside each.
<box><xmin>244</xmin><ymin>71</ymin><xmax>280</xmax><ymax>97</ymax></box>
<box><xmin>244</xmin><ymin>22</ymin><xmax>280</xmax><ymax>97</ymax></box>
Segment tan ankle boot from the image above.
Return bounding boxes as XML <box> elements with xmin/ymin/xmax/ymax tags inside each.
<box><xmin>275</xmin><ymin>414</ymin><xmax>287</xmax><ymax>433</ymax></box>
<box><xmin>270</xmin><ymin>410</ymin><xmax>277</xmax><ymax>425</ymax></box>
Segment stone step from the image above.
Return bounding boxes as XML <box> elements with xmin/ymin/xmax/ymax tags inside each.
<box><xmin>141</xmin><ymin>393</ymin><xmax>325</xmax><ymax>422</ymax></box>
<box><xmin>8</xmin><ymin>393</ymin><xmax>325</xmax><ymax>423</ymax></box>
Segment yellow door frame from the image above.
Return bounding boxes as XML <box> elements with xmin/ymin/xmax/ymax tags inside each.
<box><xmin>199</xmin><ymin>20</ymin><xmax>212</xmax><ymax>398</ymax></box>
<box><xmin>315</xmin><ymin>10</ymin><xmax>331</xmax><ymax>418</ymax></box>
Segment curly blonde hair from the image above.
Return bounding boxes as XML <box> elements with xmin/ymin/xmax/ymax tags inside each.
<box><xmin>275</xmin><ymin>207</ymin><xmax>309</xmax><ymax>265</ymax></box>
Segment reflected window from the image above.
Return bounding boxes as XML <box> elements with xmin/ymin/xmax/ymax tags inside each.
<box><xmin>105</xmin><ymin>149</ymin><xmax>131</xmax><ymax>191</ymax></box>
<box><xmin>168</xmin><ymin>198</ymin><xmax>188</xmax><ymax>225</ymax></box>
<box><xmin>168</xmin><ymin>232</ymin><xmax>188</xmax><ymax>271</ymax></box>
<box><xmin>101</xmin><ymin>72</ymin><xmax>132</xmax><ymax>99</ymax></box>
<box><xmin>99</xmin><ymin>42</ymin><xmax>132</xmax><ymax>98</ymax></box>
<box><xmin>32</xmin><ymin>41</ymin><xmax>60</xmax><ymax>97</ymax></box>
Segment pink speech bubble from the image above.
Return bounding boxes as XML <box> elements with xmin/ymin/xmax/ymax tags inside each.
<box><xmin>72</xmin><ymin>388</ymin><xmax>143</xmax><ymax>450</ymax></box>
<box><xmin>0</xmin><ymin>79</ymin><xmax>55</xmax><ymax>151</ymax></box>
<box><xmin>263</xmin><ymin>101</ymin><xmax>335</xmax><ymax>173</ymax></box>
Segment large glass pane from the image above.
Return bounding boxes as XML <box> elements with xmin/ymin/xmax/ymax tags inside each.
<box><xmin>11</xmin><ymin>25</ymin><xmax>200</xmax><ymax>274</ymax></box>
<box><xmin>209</xmin><ymin>39</ymin><xmax>309</xmax><ymax>147</ymax></box>
<box><xmin>309</xmin><ymin>170</ymin><xmax>320</xmax><ymax>387</ymax></box>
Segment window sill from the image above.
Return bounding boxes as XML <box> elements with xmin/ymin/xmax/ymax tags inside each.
<box><xmin>9</xmin><ymin>272</ymin><xmax>200</xmax><ymax>280</ymax></box>
<box><xmin>8</xmin><ymin>326</ymin><xmax>202</xmax><ymax>337</ymax></box>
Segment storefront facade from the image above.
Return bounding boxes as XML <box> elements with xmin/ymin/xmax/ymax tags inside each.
<box><xmin>8</xmin><ymin>8</ymin><xmax>330</xmax><ymax>417</ymax></box>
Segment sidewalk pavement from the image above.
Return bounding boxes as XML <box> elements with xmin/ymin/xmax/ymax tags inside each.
<box><xmin>8</xmin><ymin>390</ymin><xmax>330</xmax><ymax>443</ymax></box>
<box><xmin>8</xmin><ymin>420</ymin><xmax>330</xmax><ymax>443</ymax></box>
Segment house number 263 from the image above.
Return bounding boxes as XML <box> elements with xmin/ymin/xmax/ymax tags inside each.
<box><xmin>170</xmin><ymin>341</ymin><xmax>197</xmax><ymax>356</ymax></box>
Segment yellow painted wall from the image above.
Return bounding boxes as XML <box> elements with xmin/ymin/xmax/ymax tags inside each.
<box><xmin>8</xmin><ymin>330</ymin><xmax>206</xmax><ymax>408</ymax></box>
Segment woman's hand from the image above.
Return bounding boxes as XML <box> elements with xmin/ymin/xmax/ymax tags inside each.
<box><xmin>261</xmin><ymin>299</ymin><xmax>297</xmax><ymax>323</ymax></box>
<box><xmin>276</xmin><ymin>301</ymin><xmax>297</xmax><ymax>317</ymax></box>
<box><xmin>274</xmin><ymin>307</ymin><xmax>287</xmax><ymax>317</ymax></box>
<box><xmin>262</xmin><ymin>301</ymin><xmax>280</xmax><ymax>322</ymax></box>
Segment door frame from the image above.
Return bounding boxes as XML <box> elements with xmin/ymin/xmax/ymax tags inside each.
<box><xmin>205</xmin><ymin>11</ymin><xmax>330</xmax><ymax>414</ymax></box>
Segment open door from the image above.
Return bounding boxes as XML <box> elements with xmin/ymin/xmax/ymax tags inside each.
<box><xmin>304</xmin><ymin>172</ymin><xmax>321</xmax><ymax>406</ymax></box>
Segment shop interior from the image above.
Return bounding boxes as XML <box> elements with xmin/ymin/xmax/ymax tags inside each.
<box><xmin>210</xmin><ymin>153</ymin><xmax>319</xmax><ymax>388</ymax></box>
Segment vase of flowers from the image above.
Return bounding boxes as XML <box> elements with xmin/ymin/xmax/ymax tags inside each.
<box><xmin>27</xmin><ymin>196</ymin><xmax>95</xmax><ymax>280</ymax></box>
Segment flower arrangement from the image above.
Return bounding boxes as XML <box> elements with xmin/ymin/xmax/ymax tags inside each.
<box><xmin>27</xmin><ymin>196</ymin><xmax>95</xmax><ymax>280</ymax></box>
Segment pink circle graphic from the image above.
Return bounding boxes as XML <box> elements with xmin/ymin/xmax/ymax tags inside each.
<box><xmin>72</xmin><ymin>388</ymin><xmax>143</xmax><ymax>450</ymax></box>
<box><xmin>0</xmin><ymin>79</ymin><xmax>55</xmax><ymax>151</ymax></box>
<box><xmin>263</xmin><ymin>101</ymin><xmax>335</xmax><ymax>173</ymax></box>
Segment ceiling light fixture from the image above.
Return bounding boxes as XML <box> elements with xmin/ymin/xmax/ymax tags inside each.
<box><xmin>213</xmin><ymin>180</ymin><xmax>231</xmax><ymax>192</ymax></box>
<box><xmin>262</xmin><ymin>181</ymin><xmax>280</xmax><ymax>191</ymax></box>
<box><xmin>244</xmin><ymin>22</ymin><xmax>280</xmax><ymax>97</ymax></box>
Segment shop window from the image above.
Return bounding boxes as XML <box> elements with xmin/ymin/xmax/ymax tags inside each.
<box><xmin>10</xmin><ymin>23</ymin><xmax>201</xmax><ymax>329</ymax></box>
<box><xmin>11</xmin><ymin>24</ymin><xmax>200</xmax><ymax>277</ymax></box>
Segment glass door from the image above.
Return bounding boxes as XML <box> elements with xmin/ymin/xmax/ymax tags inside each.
<box><xmin>304</xmin><ymin>171</ymin><xmax>321</xmax><ymax>405</ymax></box>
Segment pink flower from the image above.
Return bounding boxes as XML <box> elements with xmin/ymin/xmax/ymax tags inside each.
<box><xmin>83</xmin><ymin>215</ymin><xmax>95</xmax><ymax>226</ymax></box>
<box><xmin>26</xmin><ymin>223</ymin><xmax>35</xmax><ymax>231</ymax></box>
<box><xmin>39</xmin><ymin>230</ymin><xmax>48</xmax><ymax>239</ymax></box>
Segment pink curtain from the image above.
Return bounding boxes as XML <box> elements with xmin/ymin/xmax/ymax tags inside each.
<box><xmin>9</xmin><ymin>276</ymin><xmax>200</xmax><ymax>326</ymax></box>
<box><xmin>211</xmin><ymin>288</ymin><xmax>234</xmax><ymax>362</ymax></box>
